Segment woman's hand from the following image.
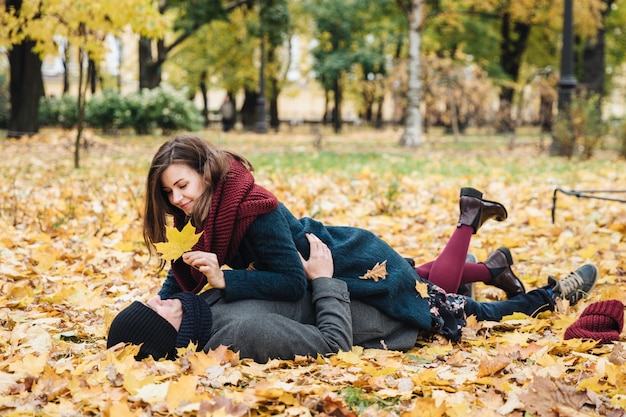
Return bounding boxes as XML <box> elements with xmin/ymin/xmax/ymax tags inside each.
<box><xmin>299</xmin><ymin>233</ymin><xmax>334</xmax><ymax>281</ymax></box>
<box><xmin>182</xmin><ymin>251</ymin><xmax>226</xmax><ymax>289</ymax></box>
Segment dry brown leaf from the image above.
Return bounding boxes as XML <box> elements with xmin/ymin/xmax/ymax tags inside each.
<box><xmin>518</xmin><ymin>376</ymin><xmax>594</xmax><ymax>416</ymax></box>
<box><xmin>476</xmin><ymin>354</ymin><xmax>511</xmax><ymax>377</ymax></box>
<box><xmin>359</xmin><ymin>260</ymin><xmax>387</xmax><ymax>282</ymax></box>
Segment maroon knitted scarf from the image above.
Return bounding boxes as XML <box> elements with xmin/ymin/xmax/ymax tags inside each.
<box><xmin>172</xmin><ymin>159</ymin><xmax>279</xmax><ymax>292</ymax></box>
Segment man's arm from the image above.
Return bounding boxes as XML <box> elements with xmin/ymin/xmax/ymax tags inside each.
<box><xmin>205</xmin><ymin>278</ymin><xmax>352</xmax><ymax>363</ymax></box>
<box><xmin>203</xmin><ymin>234</ymin><xmax>353</xmax><ymax>362</ymax></box>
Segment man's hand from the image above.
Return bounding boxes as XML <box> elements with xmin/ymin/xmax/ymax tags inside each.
<box><xmin>299</xmin><ymin>233</ymin><xmax>334</xmax><ymax>280</ymax></box>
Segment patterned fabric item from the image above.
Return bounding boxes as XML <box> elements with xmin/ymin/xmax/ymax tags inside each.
<box><xmin>172</xmin><ymin>159</ymin><xmax>279</xmax><ymax>292</ymax></box>
<box><xmin>428</xmin><ymin>285</ymin><xmax>467</xmax><ymax>342</ymax></box>
<box><xmin>564</xmin><ymin>299</ymin><xmax>624</xmax><ymax>343</ymax></box>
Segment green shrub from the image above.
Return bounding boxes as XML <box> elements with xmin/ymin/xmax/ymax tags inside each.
<box><xmin>125</xmin><ymin>86</ymin><xmax>202</xmax><ymax>135</ymax></box>
<box><xmin>85</xmin><ymin>89</ymin><xmax>131</xmax><ymax>133</ymax></box>
<box><xmin>151</xmin><ymin>86</ymin><xmax>203</xmax><ymax>134</ymax></box>
<box><xmin>551</xmin><ymin>92</ymin><xmax>605</xmax><ymax>159</ymax></box>
<box><xmin>38</xmin><ymin>94</ymin><xmax>78</xmax><ymax>129</ymax></box>
<box><xmin>125</xmin><ymin>89</ymin><xmax>160</xmax><ymax>135</ymax></box>
<box><xmin>37</xmin><ymin>86</ymin><xmax>202</xmax><ymax>134</ymax></box>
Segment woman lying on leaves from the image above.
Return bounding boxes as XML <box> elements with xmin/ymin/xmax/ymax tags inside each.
<box><xmin>141</xmin><ymin>133</ymin><xmax>597</xmax><ymax>344</ymax></box>
<box><xmin>107</xmin><ymin>234</ymin><xmax>599</xmax><ymax>362</ymax></box>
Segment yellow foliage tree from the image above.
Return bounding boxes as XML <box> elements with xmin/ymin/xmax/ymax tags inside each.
<box><xmin>0</xmin><ymin>0</ymin><xmax>166</xmax><ymax>167</ymax></box>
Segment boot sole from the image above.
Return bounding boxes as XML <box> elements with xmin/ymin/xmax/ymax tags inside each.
<box><xmin>460</xmin><ymin>187</ymin><xmax>483</xmax><ymax>199</ymax></box>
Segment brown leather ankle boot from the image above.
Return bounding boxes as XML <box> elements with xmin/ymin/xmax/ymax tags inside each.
<box><xmin>457</xmin><ymin>187</ymin><xmax>508</xmax><ymax>234</ymax></box>
<box><xmin>482</xmin><ymin>247</ymin><xmax>526</xmax><ymax>299</ymax></box>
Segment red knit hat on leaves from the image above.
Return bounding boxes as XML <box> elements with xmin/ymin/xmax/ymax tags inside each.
<box><xmin>564</xmin><ymin>299</ymin><xmax>624</xmax><ymax>344</ymax></box>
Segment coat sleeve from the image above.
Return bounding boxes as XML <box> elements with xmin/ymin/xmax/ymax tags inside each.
<box><xmin>158</xmin><ymin>269</ymin><xmax>183</xmax><ymax>298</ymax></box>
<box><xmin>221</xmin><ymin>209</ymin><xmax>309</xmax><ymax>302</ymax></box>
<box><xmin>204</xmin><ymin>278</ymin><xmax>352</xmax><ymax>362</ymax></box>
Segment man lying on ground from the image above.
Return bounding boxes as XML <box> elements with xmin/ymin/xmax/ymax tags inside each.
<box><xmin>107</xmin><ymin>234</ymin><xmax>598</xmax><ymax>363</ymax></box>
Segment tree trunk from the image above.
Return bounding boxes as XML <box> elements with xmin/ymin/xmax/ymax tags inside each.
<box><xmin>581</xmin><ymin>33</ymin><xmax>604</xmax><ymax>99</ymax></box>
<box><xmin>138</xmin><ymin>36</ymin><xmax>162</xmax><ymax>89</ymax></box>
<box><xmin>539</xmin><ymin>84</ymin><xmax>555</xmax><ymax>134</ymax></box>
<box><xmin>199</xmin><ymin>71</ymin><xmax>209</xmax><ymax>128</ymax></box>
<box><xmin>240</xmin><ymin>88</ymin><xmax>257</xmax><ymax>131</ymax></box>
<box><xmin>88</xmin><ymin>59</ymin><xmax>97</xmax><ymax>94</ymax></box>
<box><xmin>269</xmin><ymin>76</ymin><xmax>280</xmax><ymax>131</ymax></box>
<box><xmin>332</xmin><ymin>77</ymin><xmax>342</xmax><ymax>133</ymax></box>
<box><xmin>496</xmin><ymin>15</ymin><xmax>531</xmax><ymax>134</ymax></box>
<box><xmin>496</xmin><ymin>88</ymin><xmax>515</xmax><ymax>132</ymax></box>
<box><xmin>7</xmin><ymin>39</ymin><xmax>44</xmax><ymax>138</ymax></box>
<box><xmin>62</xmin><ymin>39</ymin><xmax>70</xmax><ymax>94</ymax></box>
<box><xmin>75</xmin><ymin>47</ymin><xmax>88</xmax><ymax>169</ymax></box>
<box><xmin>398</xmin><ymin>0</ymin><xmax>423</xmax><ymax>147</ymax></box>
<box><xmin>115</xmin><ymin>36</ymin><xmax>123</xmax><ymax>92</ymax></box>
<box><xmin>375</xmin><ymin>95</ymin><xmax>384</xmax><ymax>129</ymax></box>
<box><xmin>580</xmin><ymin>0</ymin><xmax>612</xmax><ymax>101</ymax></box>
<box><xmin>266</xmin><ymin>45</ymin><xmax>280</xmax><ymax>131</ymax></box>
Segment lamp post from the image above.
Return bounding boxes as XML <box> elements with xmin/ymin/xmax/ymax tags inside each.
<box><xmin>557</xmin><ymin>0</ymin><xmax>576</xmax><ymax>111</ymax></box>
<box><xmin>255</xmin><ymin>33</ymin><xmax>268</xmax><ymax>134</ymax></box>
<box><xmin>550</xmin><ymin>0</ymin><xmax>576</xmax><ymax>155</ymax></box>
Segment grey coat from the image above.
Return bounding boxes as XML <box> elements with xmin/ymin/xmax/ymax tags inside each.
<box><xmin>201</xmin><ymin>278</ymin><xmax>419</xmax><ymax>363</ymax></box>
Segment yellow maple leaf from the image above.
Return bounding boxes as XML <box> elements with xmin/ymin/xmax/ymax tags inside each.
<box><xmin>335</xmin><ymin>349</ymin><xmax>364</xmax><ymax>365</ymax></box>
<box><xmin>359</xmin><ymin>260</ymin><xmax>387</xmax><ymax>282</ymax></box>
<box><xmin>415</xmin><ymin>281</ymin><xmax>430</xmax><ymax>298</ymax></box>
<box><xmin>154</xmin><ymin>221</ymin><xmax>203</xmax><ymax>261</ymax></box>
<box><xmin>166</xmin><ymin>374</ymin><xmax>199</xmax><ymax>410</ymax></box>
<box><xmin>401</xmin><ymin>396</ymin><xmax>447</xmax><ymax>417</ymax></box>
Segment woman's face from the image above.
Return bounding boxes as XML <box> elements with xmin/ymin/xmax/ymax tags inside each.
<box><xmin>146</xmin><ymin>296</ymin><xmax>183</xmax><ymax>331</ymax></box>
<box><xmin>161</xmin><ymin>163</ymin><xmax>206</xmax><ymax>216</ymax></box>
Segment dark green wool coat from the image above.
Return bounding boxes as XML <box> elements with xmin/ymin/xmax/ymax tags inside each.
<box><xmin>160</xmin><ymin>203</ymin><xmax>434</xmax><ymax>332</ymax></box>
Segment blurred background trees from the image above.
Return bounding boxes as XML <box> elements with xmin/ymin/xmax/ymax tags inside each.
<box><xmin>1</xmin><ymin>0</ymin><xmax>625</xmax><ymax>159</ymax></box>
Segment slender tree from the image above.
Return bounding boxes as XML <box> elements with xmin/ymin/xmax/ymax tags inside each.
<box><xmin>395</xmin><ymin>0</ymin><xmax>424</xmax><ymax>146</ymax></box>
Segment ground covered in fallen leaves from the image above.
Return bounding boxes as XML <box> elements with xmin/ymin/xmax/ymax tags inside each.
<box><xmin>1</xmin><ymin>128</ymin><xmax>625</xmax><ymax>416</ymax></box>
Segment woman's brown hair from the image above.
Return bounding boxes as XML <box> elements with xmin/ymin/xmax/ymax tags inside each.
<box><xmin>143</xmin><ymin>134</ymin><xmax>252</xmax><ymax>269</ymax></box>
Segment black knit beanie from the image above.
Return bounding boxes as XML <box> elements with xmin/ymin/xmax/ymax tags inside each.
<box><xmin>107</xmin><ymin>301</ymin><xmax>178</xmax><ymax>360</ymax></box>
<box><xmin>170</xmin><ymin>292</ymin><xmax>213</xmax><ymax>352</ymax></box>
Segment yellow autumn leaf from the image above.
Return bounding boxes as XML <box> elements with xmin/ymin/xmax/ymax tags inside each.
<box><xmin>7</xmin><ymin>353</ymin><xmax>47</xmax><ymax>376</ymax></box>
<box><xmin>108</xmin><ymin>399</ymin><xmax>137</xmax><ymax>417</ymax></box>
<box><xmin>186</xmin><ymin>351</ymin><xmax>221</xmax><ymax>374</ymax></box>
<box><xmin>334</xmin><ymin>349</ymin><xmax>363</xmax><ymax>365</ymax></box>
<box><xmin>359</xmin><ymin>260</ymin><xmax>387</xmax><ymax>282</ymax></box>
<box><xmin>576</xmin><ymin>375</ymin><xmax>608</xmax><ymax>393</ymax></box>
<box><xmin>578</xmin><ymin>244</ymin><xmax>598</xmax><ymax>259</ymax></box>
<box><xmin>154</xmin><ymin>221</ymin><xmax>203</xmax><ymax>261</ymax></box>
<box><xmin>535</xmin><ymin>352</ymin><xmax>557</xmax><ymax>367</ymax></box>
<box><xmin>477</xmin><ymin>354</ymin><xmax>511</xmax><ymax>377</ymax></box>
<box><xmin>401</xmin><ymin>397</ymin><xmax>446</xmax><ymax>417</ymax></box>
<box><xmin>415</xmin><ymin>281</ymin><xmax>430</xmax><ymax>298</ymax></box>
<box><xmin>166</xmin><ymin>374</ymin><xmax>199</xmax><ymax>411</ymax></box>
